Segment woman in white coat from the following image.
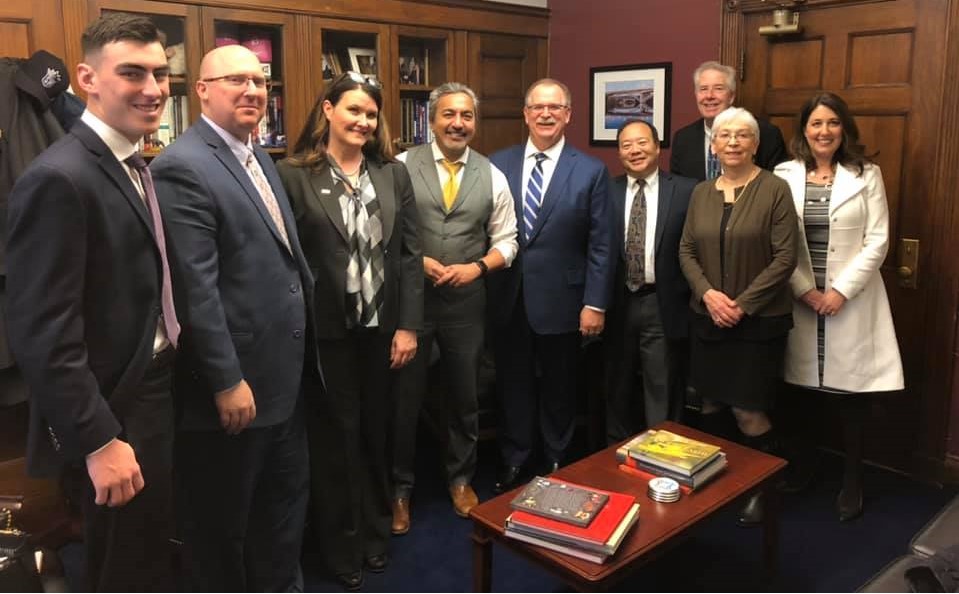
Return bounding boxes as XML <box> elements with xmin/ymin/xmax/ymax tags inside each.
<box><xmin>774</xmin><ymin>92</ymin><xmax>903</xmax><ymax>521</ymax></box>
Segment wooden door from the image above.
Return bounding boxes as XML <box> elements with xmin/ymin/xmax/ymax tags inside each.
<box><xmin>722</xmin><ymin>0</ymin><xmax>948</xmax><ymax>473</ymax></box>
<box><xmin>0</xmin><ymin>0</ymin><xmax>65</xmax><ymax>59</ymax></box>
<box><xmin>466</xmin><ymin>32</ymin><xmax>546</xmax><ymax>155</ymax></box>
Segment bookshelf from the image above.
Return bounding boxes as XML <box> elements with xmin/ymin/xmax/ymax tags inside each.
<box><xmin>202</xmin><ymin>8</ymin><xmax>299</xmax><ymax>157</ymax></box>
<box><xmin>393</xmin><ymin>26</ymin><xmax>454</xmax><ymax>151</ymax></box>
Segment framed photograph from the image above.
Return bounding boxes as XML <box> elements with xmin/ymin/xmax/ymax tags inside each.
<box><xmin>398</xmin><ymin>45</ymin><xmax>429</xmax><ymax>86</ymax></box>
<box><xmin>589</xmin><ymin>62</ymin><xmax>672</xmax><ymax>147</ymax></box>
<box><xmin>347</xmin><ymin>47</ymin><xmax>378</xmax><ymax>77</ymax></box>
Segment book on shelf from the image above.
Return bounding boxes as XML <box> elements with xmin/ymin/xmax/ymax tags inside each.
<box><xmin>618</xmin><ymin>452</ymin><xmax>728</xmax><ymax>490</ymax></box>
<box><xmin>509</xmin><ymin>476</ymin><xmax>609</xmax><ymax>527</ymax></box>
<box><xmin>616</xmin><ymin>429</ymin><xmax>722</xmax><ymax>476</ymax></box>
<box><xmin>508</xmin><ymin>481</ymin><xmax>636</xmax><ymax>549</ymax></box>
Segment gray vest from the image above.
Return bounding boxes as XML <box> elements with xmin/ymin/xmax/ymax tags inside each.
<box><xmin>403</xmin><ymin>144</ymin><xmax>494</xmax><ymax>321</ymax></box>
<box><xmin>405</xmin><ymin>144</ymin><xmax>494</xmax><ymax>263</ymax></box>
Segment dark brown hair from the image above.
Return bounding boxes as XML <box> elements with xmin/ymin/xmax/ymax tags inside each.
<box><xmin>790</xmin><ymin>92</ymin><xmax>874</xmax><ymax>176</ymax></box>
<box><xmin>288</xmin><ymin>72</ymin><xmax>394</xmax><ymax>169</ymax></box>
<box><xmin>81</xmin><ymin>12</ymin><xmax>164</xmax><ymax>58</ymax></box>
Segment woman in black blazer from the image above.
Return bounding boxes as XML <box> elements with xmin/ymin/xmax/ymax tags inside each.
<box><xmin>277</xmin><ymin>72</ymin><xmax>423</xmax><ymax>591</ymax></box>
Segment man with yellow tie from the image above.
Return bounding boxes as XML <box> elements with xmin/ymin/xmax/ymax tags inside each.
<box><xmin>393</xmin><ymin>82</ymin><xmax>518</xmax><ymax>531</ymax></box>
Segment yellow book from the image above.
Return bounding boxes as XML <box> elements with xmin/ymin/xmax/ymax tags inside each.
<box><xmin>619</xmin><ymin>429</ymin><xmax>721</xmax><ymax>475</ymax></box>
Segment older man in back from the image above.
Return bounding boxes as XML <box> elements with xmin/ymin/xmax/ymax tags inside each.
<box><xmin>670</xmin><ymin>61</ymin><xmax>786</xmax><ymax>181</ymax></box>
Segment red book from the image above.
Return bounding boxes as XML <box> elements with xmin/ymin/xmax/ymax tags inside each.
<box><xmin>508</xmin><ymin>480</ymin><xmax>636</xmax><ymax>546</ymax></box>
<box><xmin>618</xmin><ymin>463</ymin><xmax>693</xmax><ymax>494</ymax></box>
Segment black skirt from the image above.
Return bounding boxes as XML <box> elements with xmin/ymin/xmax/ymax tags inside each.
<box><xmin>689</xmin><ymin>312</ymin><xmax>792</xmax><ymax>412</ymax></box>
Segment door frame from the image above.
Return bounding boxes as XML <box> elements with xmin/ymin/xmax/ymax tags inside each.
<box><xmin>720</xmin><ymin>0</ymin><xmax>959</xmax><ymax>482</ymax></box>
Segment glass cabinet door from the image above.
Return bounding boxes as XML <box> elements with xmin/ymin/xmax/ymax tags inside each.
<box><xmin>89</xmin><ymin>0</ymin><xmax>201</xmax><ymax>156</ymax></box>
<box><xmin>202</xmin><ymin>7</ymin><xmax>298</xmax><ymax>156</ymax></box>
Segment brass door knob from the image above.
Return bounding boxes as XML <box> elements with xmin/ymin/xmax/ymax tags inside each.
<box><xmin>897</xmin><ymin>266</ymin><xmax>913</xmax><ymax>279</ymax></box>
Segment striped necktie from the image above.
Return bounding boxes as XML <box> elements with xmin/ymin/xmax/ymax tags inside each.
<box><xmin>523</xmin><ymin>152</ymin><xmax>548</xmax><ymax>240</ymax></box>
<box><xmin>707</xmin><ymin>141</ymin><xmax>721</xmax><ymax>180</ymax></box>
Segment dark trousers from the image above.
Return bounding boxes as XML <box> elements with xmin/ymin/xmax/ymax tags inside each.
<box><xmin>175</xmin><ymin>399</ymin><xmax>308</xmax><ymax>592</ymax></box>
<box><xmin>392</xmin><ymin>320</ymin><xmax>483</xmax><ymax>498</ymax></box>
<box><xmin>68</xmin><ymin>349</ymin><xmax>175</xmax><ymax>592</ymax></box>
<box><xmin>493</xmin><ymin>299</ymin><xmax>581</xmax><ymax>467</ymax></box>
<box><xmin>604</xmin><ymin>290</ymin><xmax>669</xmax><ymax>443</ymax></box>
<box><xmin>312</xmin><ymin>330</ymin><xmax>393</xmax><ymax>575</ymax></box>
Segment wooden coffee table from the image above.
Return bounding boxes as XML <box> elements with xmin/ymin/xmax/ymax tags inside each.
<box><xmin>468</xmin><ymin>421</ymin><xmax>786</xmax><ymax>592</ymax></box>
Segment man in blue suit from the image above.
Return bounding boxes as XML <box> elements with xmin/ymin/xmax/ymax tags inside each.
<box><xmin>489</xmin><ymin>78</ymin><xmax>612</xmax><ymax>493</ymax></box>
<box><xmin>605</xmin><ymin>119</ymin><xmax>697</xmax><ymax>444</ymax></box>
<box><xmin>151</xmin><ymin>45</ymin><xmax>315</xmax><ymax>591</ymax></box>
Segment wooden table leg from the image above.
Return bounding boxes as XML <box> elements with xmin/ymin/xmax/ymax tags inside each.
<box><xmin>761</xmin><ymin>481</ymin><xmax>780</xmax><ymax>586</ymax></box>
<box><xmin>471</xmin><ymin>523</ymin><xmax>493</xmax><ymax>592</ymax></box>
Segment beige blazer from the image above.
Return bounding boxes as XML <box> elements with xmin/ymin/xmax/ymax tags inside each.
<box><xmin>775</xmin><ymin>160</ymin><xmax>904</xmax><ymax>392</ymax></box>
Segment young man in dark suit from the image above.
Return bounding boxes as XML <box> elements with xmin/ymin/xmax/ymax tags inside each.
<box><xmin>605</xmin><ymin>119</ymin><xmax>697</xmax><ymax>443</ymax></box>
<box><xmin>6</xmin><ymin>13</ymin><xmax>178</xmax><ymax>591</ymax></box>
<box><xmin>670</xmin><ymin>61</ymin><xmax>787</xmax><ymax>181</ymax></box>
<box><xmin>488</xmin><ymin>78</ymin><xmax>612</xmax><ymax>492</ymax></box>
<box><xmin>151</xmin><ymin>45</ymin><xmax>315</xmax><ymax>591</ymax></box>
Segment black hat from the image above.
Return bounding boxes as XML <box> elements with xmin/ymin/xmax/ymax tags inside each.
<box><xmin>15</xmin><ymin>50</ymin><xmax>70</xmax><ymax>108</ymax></box>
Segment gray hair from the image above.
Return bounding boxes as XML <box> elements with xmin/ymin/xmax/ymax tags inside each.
<box><xmin>524</xmin><ymin>78</ymin><xmax>572</xmax><ymax>109</ymax></box>
<box><xmin>428</xmin><ymin>82</ymin><xmax>479</xmax><ymax>123</ymax></box>
<box><xmin>711</xmin><ymin>107</ymin><xmax>759</xmax><ymax>139</ymax></box>
<box><xmin>693</xmin><ymin>61</ymin><xmax>737</xmax><ymax>94</ymax></box>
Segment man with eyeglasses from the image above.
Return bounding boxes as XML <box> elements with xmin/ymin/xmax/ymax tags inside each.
<box><xmin>670</xmin><ymin>61</ymin><xmax>786</xmax><ymax>181</ymax></box>
<box><xmin>151</xmin><ymin>44</ymin><xmax>316</xmax><ymax>591</ymax></box>
<box><xmin>605</xmin><ymin>119</ymin><xmax>697</xmax><ymax>444</ymax></box>
<box><xmin>6</xmin><ymin>13</ymin><xmax>177</xmax><ymax>591</ymax></box>
<box><xmin>488</xmin><ymin>78</ymin><xmax>612</xmax><ymax>493</ymax></box>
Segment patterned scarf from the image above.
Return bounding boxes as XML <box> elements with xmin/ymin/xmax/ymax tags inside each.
<box><xmin>330</xmin><ymin>157</ymin><xmax>385</xmax><ymax>328</ymax></box>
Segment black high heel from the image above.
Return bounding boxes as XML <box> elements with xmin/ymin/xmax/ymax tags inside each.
<box><xmin>837</xmin><ymin>485</ymin><xmax>863</xmax><ymax>522</ymax></box>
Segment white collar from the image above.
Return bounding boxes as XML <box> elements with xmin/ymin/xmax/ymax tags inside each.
<box><xmin>80</xmin><ymin>110</ymin><xmax>139</xmax><ymax>163</ymax></box>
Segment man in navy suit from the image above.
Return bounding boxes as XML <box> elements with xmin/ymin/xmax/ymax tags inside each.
<box><xmin>605</xmin><ymin>120</ymin><xmax>697</xmax><ymax>444</ymax></box>
<box><xmin>489</xmin><ymin>78</ymin><xmax>612</xmax><ymax>492</ymax></box>
<box><xmin>151</xmin><ymin>45</ymin><xmax>315</xmax><ymax>591</ymax></box>
<box><xmin>670</xmin><ymin>61</ymin><xmax>786</xmax><ymax>181</ymax></box>
<box><xmin>6</xmin><ymin>13</ymin><xmax>178</xmax><ymax>591</ymax></box>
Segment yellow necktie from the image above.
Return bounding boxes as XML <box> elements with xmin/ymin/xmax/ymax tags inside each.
<box><xmin>441</xmin><ymin>159</ymin><xmax>463</xmax><ymax>210</ymax></box>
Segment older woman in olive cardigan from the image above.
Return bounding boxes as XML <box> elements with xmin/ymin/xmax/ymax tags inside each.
<box><xmin>678</xmin><ymin>106</ymin><xmax>798</xmax><ymax>525</ymax></box>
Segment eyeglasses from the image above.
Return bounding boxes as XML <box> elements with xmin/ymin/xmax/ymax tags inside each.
<box><xmin>201</xmin><ymin>74</ymin><xmax>272</xmax><ymax>91</ymax></box>
<box><xmin>525</xmin><ymin>103</ymin><xmax>569</xmax><ymax>114</ymax></box>
<box><xmin>343</xmin><ymin>71</ymin><xmax>381</xmax><ymax>89</ymax></box>
<box><xmin>713</xmin><ymin>130</ymin><xmax>755</xmax><ymax>143</ymax></box>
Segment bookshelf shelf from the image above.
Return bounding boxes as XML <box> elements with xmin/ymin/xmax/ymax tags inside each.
<box><xmin>399</xmin><ymin>84</ymin><xmax>432</xmax><ymax>92</ymax></box>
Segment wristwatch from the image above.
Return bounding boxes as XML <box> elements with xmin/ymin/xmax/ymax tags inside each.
<box><xmin>474</xmin><ymin>259</ymin><xmax>489</xmax><ymax>276</ymax></box>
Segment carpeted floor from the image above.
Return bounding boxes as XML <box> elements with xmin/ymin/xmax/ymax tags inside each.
<box><xmin>301</xmin><ymin>431</ymin><xmax>957</xmax><ymax>593</ymax></box>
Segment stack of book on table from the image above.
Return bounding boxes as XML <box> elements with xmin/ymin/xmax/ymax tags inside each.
<box><xmin>616</xmin><ymin>429</ymin><xmax>728</xmax><ymax>491</ymax></box>
<box><xmin>504</xmin><ymin>476</ymin><xmax>640</xmax><ymax>564</ymax></box>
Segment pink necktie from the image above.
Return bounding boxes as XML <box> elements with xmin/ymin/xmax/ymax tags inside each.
<box><xmin>125</xmin><ymin>154</ymin><xmax>180</xmax><ymax>348</ymax></box>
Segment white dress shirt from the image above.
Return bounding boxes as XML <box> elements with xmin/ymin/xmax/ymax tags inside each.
<box><xmin>624</xmin><ymin>168</ymin><xmax>659</xmax><ymax>285</ymax></box>
<box><xmin>202</xmin><ymin>114</ymin><xmax>266</xmax><ymax>187</ymax></box>
<box><xmin>522</xmin><ymin>136</ymin><xmax>565</xmax><ymax>202</ymax></box>
<box><xmin>81</xmin><ymin>110</ymin><xmax>169</xmax><ymax>354</ymax></box>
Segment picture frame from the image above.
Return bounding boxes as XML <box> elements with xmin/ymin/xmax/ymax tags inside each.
<box><xmin>398</xmin><ymin>45</ymin><xmax>429</xmax><ymax>86</ymax></box>
<box><xmin>589</xmin><ymin>62</ymin><xmax>672</xmax><ymax>147</ymax></box>
<box><xmin>347</xmin><ymin>47</ymin><xmax>378</xmax><ymax>78</ymax></box>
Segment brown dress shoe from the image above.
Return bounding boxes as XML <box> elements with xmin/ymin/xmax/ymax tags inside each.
<box><xmin>391</xmin><ymin>498</ymin><xmax>410</xmax><ymax>535</ymax></box>
<box><xmin>450</xmin><ymin>484</ymin><xmax>479</xmax><ymax>518</ymax></box>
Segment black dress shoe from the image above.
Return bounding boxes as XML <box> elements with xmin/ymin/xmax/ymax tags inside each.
<box><xmin>737</xmin><ymin>492</ymin><xmax>764</xmax><ymax>526</ymax></box>
<box><xmin>544</xmin><ymin>461</ymin><xmax>560</xmax><ymax>474</ymax></box>
<box><xmin>493</xmin><ymin>465</ymin><xmax>523</xmax><ymax>494</ymax></box>
<box><xmin>365</xmin><ymin>553</ymin><xmax>388</xmax><ymax>573</ymax></box>
<box><xmin>837</xmin><ymin>486</ymin><xmax>863</xmax><ymax>522</ymax></box>
<box><xmin>336</xmin><ymin>571</ymin><xmax>364</xmax><ymax>591</ymax></box>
